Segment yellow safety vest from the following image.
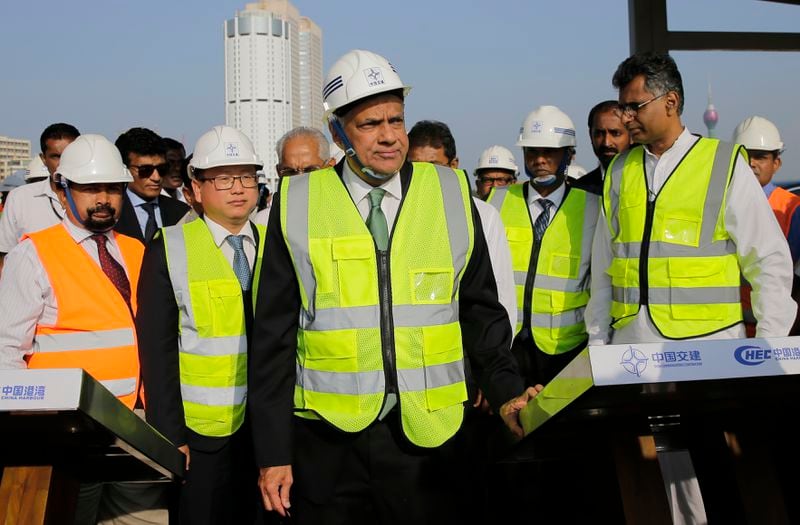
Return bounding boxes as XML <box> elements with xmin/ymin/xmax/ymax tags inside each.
<box><xmin>163</xmin><ymin>219</ymin><xmax>265</xmax><ymax>437</ymax></box>
<box><xmin>281</xmin><ymin>163</ymin><xmax>473</xmax><ymax>448</ymax></box>
<box><xmin>602</xmin><ymin>137</ymin><xmax>743</xmax><ymax>338</ymax></box>
<box><xmin>488</xmin><ymin>184</ymin><xmax>597</xmax><ymax>354</ymax></box>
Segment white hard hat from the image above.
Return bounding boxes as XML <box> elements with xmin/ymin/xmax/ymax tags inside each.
<box><xmin>26</xmin><ymin>156</ymin><xmax>49</xmax><ymax>181</ymax></box>
<box><xmin>322</xmin><ymin>49</ymin><xmax>411</xmax><ymax>118</ymax></box>
<box><xmin>477</xmin><ymin>145</ymin><xmax>519</xmax><ymax>175</ymax></box>
<box><xmin>56</xmin><ymin>134</ymin><xmax>132</xmax><ymax>184</ymax></box>
<box><xmin>732</xmin><ymin>116</ymin><xmax>784</xmax><ymax>152</ymax></box>
<box><xmin>517</xmin><ymin>105</ymin><xmax>577</xmax><ymax>149</ymax></box>
<box><xmin>189</xmin><ymin>125</ymin><xmax>263</xmax><ymax>177</ymax></box>
<box><xmin>567</xmin><ymin>164</ymin><xmax>588</xmax><ymax>179</ymax></box>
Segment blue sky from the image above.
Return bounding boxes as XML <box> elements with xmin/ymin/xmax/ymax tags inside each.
<box><xmin>2</xmin><ymin>0</ymin><xmax>799</xmax><ymax>182</ymax></box>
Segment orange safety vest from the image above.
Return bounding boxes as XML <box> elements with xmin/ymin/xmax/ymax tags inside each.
<box><xmin>23</xmin><ymin>223</ymin><xmax>143</xmax><ymax>409</ymax></box>
<box><xmin>742</xmin><ymin>186</ymin><xmax>800</xmax><ymax>336</ymax></box>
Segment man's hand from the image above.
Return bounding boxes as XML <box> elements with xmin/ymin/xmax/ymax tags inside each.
<box><xmin>177</xmin><ymin>444</ymin><xmax>190</xmax><ymax>471</ymax></box>
<box><xmin>472</xmin><ymin>389</ymin><xmax>492</xmax><ymax>414</ymax></box>
<box><xmin>499</xmin><ymin>385</ymin><xmax>544</xmax><ymax>439</ymax></box>
<box><xmin>259</xmin><ymin>465</ymin><xmax>293</xmax><ymax>517</ymax></box>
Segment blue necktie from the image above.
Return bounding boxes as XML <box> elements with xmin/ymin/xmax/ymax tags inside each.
<box><xmin>534</xmin><ymin>199</ymin><xmax>552</xmax><ymax>241</ymax></box>
<box><xmin>226</xmin><ymin>235</ymin><xmax>251</xmax><ymax>291</ymax></box>
<box><xmin>141</xmin><ymin>202</ymin><xmax>158</xmax><ymax>242</ymax></box>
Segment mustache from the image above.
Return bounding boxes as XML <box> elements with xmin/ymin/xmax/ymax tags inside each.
<box><xmin>87</xmin><ymin>203</ymin><xmax>116</xmax><ymax>216</ymax></box>
<box><xmin>598</xmin><ymin>146</ymin><xmax>619</xmax><ymax>156</ymax></box>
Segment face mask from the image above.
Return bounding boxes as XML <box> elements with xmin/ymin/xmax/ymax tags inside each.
<box><xmin>524</xmin><ymin>166</ymin><xmax>558</xmax><ymax>186</ymax></box>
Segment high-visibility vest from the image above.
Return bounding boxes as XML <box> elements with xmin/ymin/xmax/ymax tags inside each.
<box><xmin>488</xmin><ymin>184</ymin><xmax>597</xmax><ymax>354</ymax></box>
<box><xmin>603</xmin><ymin>138</ymin><xmax>743</xmax><ymax>338</ymax></box>
<box><xmin>741</xmin><ymin>185</ymin><xmax>800</xmax><ymax>335</ymax></box>
<box><xmin>25</xmin><ymin>223</ymin><xmax>143</xmax><ymax>409</ymax></box>
<box><xmin>162</xmin><ymin>219</ymin><xmax>265</xmax><ymax>437</ymax></box>
<box><xmin>281</xmin><ymin>163</ymin><xmax>473</xmax><ymax>448</ymax></box>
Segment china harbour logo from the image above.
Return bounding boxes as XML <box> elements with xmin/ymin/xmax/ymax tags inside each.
<box><xmin>1</xmin><ymin>384</ymin><xmax>46</xmax><ymax>400</ymax></box>
<box><xmin>620</xmin><ymin>346</ymin><xmax>648</xmax><ymax>377</ymax></box>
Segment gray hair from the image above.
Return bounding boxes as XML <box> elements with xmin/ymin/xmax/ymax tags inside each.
<box><xmin>275</xmin><ymin>127</ymin><xmax>330</xmax><ymax>164</ymax></box>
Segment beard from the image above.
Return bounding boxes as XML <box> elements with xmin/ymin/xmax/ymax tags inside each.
<box><xmin>84</xmin><ymin>203</ymin><xmax>117</xmax><ymax>232</ymax></box>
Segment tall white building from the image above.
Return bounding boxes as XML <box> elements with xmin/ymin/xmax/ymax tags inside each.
<box><xmin>224</xmin><ymin>0</ymin><xmax>323</xmax><ymax>191</ymax></box>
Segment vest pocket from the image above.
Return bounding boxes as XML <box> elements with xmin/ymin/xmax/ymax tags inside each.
<box><xmin>332</xmin><ymin>236</ymin><xmax>377</xmax><ymax>308</ymax></box>
<box><xmin>410</xmin><ymin>268</ymin><xmax>454</xmax><ymax>304</ymax></box>
<box><xmin>662</xmin><ymin>215</ymin><xmax>701</xmax><ymax>246</ymax></box>
<box><xmin>189</xmin><ymin>280</ymin><xmax>245</xmax><ymax>337</ymax></box>
<box><xmin>300</xmin><ymin>329</ymin><xmax>361</xmax><ymax>414</ymax></box>
<box><xmin>506</xmin><ymin>227</ymin><xmax>533</xmax><ymax>270</ymax></box>
<box><xmin>421</xmin><ymin>324</ymin><xmax>467</xmax><ymax>411</ymax></box>
<box><xmin>548</xmin><ymin>253</ymin><xmax>580</xmax><ymax>279</ymax></box>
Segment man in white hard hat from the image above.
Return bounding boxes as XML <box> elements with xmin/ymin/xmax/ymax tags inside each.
<box><xmin>136</xmin><ymin>125</ymin><xmax>266</xmax><ymax>525</ymax></box>
<box><xmin>572</xmin><ymin>100</ymin><xmax>631</xmax><ymax>195</ymax></box>
<box><xmin>0</xmin><ymin>134</ymin><xmax>168</xmax><ymax>523</ymax></box>
<box><xmin>733</xmin><ymin>116</ymin><xmax>800</xmax><ymax>336</ymax></box>
<box><xmin>474</xmin><ymin>145</ymin><xmax>518</xmax><ymax>200</ymax></box>
<box><xmin>25</xmin><ymin>155</ymin><xmax>50</xmax><ymax>184</ymax></box>
<box><xmin>0</xmin><ymin>123</ymin><xmax>79</xmax><ymax>273</ymax></box>
<box><xmin>249</xmin><ymin>49</ymin><xmax>537</xmax><ymax>524</ymax></box>
<box><xmin>113</xmin><ymin>128</ymin><xmax>190</xmax><ymax>244</ymax></box>
<box><xmin>254</xmin><ymin>127</ymin><xmax>335</xmax><ymax>226</ymax></box>
<box><xmin>587</xmin><ymin>51</ymin><xmax>795</xmax><ymax>524</ymax></box>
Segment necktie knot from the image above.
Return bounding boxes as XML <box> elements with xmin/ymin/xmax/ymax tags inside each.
<box><xmin>538</xmin><ymin>198</ymin><xmax>552</xmax><ymax>212</ymax></box>
<box><xmin>91</xmin><ymin>233</ymin><xmax>108</xmax><ymax>247</ymax></box>
<box><xmin>368</xmin><ymin>188</ymin><xmax>386</xmax><ymax>209</ymax></box>
<box><xmin>226</xmin><ymin>234</ymin><xmax>245</xmax><ymax>251</ymax></box>
<box><xmin>534</xmin><ymin>199</ymin><xmax>553</xmax><ymax>241</ymax></box>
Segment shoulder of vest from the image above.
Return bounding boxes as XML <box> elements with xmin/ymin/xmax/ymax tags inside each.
<box><xmin>23</xmin><ymin>222</ymin><xmax>65</xmax><ymax>242</ymax></box>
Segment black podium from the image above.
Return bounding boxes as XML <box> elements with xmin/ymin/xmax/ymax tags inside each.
<box><xmin>514</xmin><ymin>336</ymin><xmax>800</xmax><ymax>524</ymax></box>
<box><xmin>0</xmin><ymin>368</ymin><xmax>184</xmax><ymax>524</ymax></box>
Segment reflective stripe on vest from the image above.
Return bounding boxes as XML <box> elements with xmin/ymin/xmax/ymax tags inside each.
<box><xmin>283</xmin><ymin>163</ymin><xmax>473</xmax><ymax>448</ymax></box>
<box><xmin>488</xmin><ymin>184</ymin><xmax>597</xmax><ymax>354</ymax></box>
<box><xmin>163</xmin><ymin>219</ymin><xmax>265</xmax><ymax>437</ymax></box>
<box><xmin>25</xmin><ymin>224</ymin><xmax>142</xmax><ymax>409</ymax></box>
<box><xmin>603</xmin><ymin>138</ymin><xmax>742</xmax><ymax>338</ymax></box>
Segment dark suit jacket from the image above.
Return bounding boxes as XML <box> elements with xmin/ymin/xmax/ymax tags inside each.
<box><xmin>114</xmin><ymin>192</ymin><xmax>190</xmax><ymax>243</ymax></box>
<box><xmin>135</xmin><ymin>219</ymin><xmax>261</xmax><ymax>452</ymax></box>
<box><xmin>248</xmin><ymin>161</ymin><xmax>525</xmax><ymax>502</ymax></box>
<box><xmin>568</xmin><ymin>166</ymin><xmax>603</xmax><ymax>196</ymax></box>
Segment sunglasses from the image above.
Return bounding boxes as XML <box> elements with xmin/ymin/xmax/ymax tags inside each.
<box><xmin>129</xmin><ymin>163</ymin><xmax>169</xmax><ymax>178</ymax></box>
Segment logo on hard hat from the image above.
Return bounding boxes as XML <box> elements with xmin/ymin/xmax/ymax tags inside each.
<box><xmin>488</xmin><ymin>155</ymin><xmax>499</xmax><ymax>165</ymax></box>
<box><xmin>364</xmin><ymin>67</ymin><xmax>385</xmax><ymax>87</ymax></box>
<box><xmin>531</xmin><ymin>121</ymin><xmax>543</xmax><ymax>134</ymax></box>
<box><xmin>225</xmin><ymin>143</ymin><xmax>240</xmax><ymax>158</ymax></box>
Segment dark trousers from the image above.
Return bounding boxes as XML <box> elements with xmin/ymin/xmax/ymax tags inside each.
<box><xmin>291</xmin><ymin>416</ymin><xmax>461</xmax><ymax>525</ymax></box>
<box><xmin>179</xmin><ymin>425</ymin><xmax>267</xmax><ymax>525</ymax></box>
<box><xmin>511</xmin><ymin>328</ymin><xmax>585</xmax><ymax>386</ymax></box>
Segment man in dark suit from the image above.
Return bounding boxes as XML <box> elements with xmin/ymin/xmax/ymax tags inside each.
<box><xmin>570</xmin><ymin>100</ymin><xmax>630</xmax><ymax>195</ymax></box>
<box><xmin>114</xmin><ymin>128</ymin><xmax>189</xmax><ymax>243</ymax></box>
<box><xmin>136</xmin><ymin>125</ymin><xmax>267</xmax><ymax>524</ymax></box>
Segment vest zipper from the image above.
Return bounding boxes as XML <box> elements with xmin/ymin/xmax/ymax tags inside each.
<box><xmin>522</xmin><ymin>241</ymin><xmax>540</xmax><ymax>334</ymax></box>
<box><xmin>377</xmin><ymin>250</ymin><xmax>398</xmax><ymax>406</ymax></box>
<box><xmin>640</xmin><ymin>198</ymin><xmax>656</xmax><ymax>305</ymax></box>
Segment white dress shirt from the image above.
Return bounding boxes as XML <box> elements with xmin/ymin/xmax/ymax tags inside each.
<box><xmin>203</xmin><ymin>215</ymin><xmax>257</xmax><ymax>271</ymax></box>
<box><xmin>586</xmin><ymin>127</ymin><xmax>796</xmax><ymax>345</ymax></box>
<box><xmin>342</xmin><ymin>162</ymin><xmax>402</xmax><ymax>227</ymax></box>
<box><xmin>473</xmin><ymin>198</ymin><xmax>517</xmax><ymax>332</ymax></box>
<box><xmin>0</xmin><ymin>220</ymin><xmax>127</xmax><ymax>369</ymax></box>
<box><xmin>0</xmin><ymin>179</ymin><xmax>64</xmax><ymax>253</ymax></box>
<box><xmin>526</xmin><ymin>180</ymin><xmax>566</xmax><ymax>224</ymax></box>
<box><xmin>127</xmin><ymin>189</ymin><xmax>163</xmax><ymax>237</ymax></box>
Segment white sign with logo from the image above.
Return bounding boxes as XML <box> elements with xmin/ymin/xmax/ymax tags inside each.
<box><xmin>0</xmin><ymin>368</ymin><xmax>85</xmax><ymax>411</ymax></box>
<box><xmin>588</xmin><ymin>336</ymin><xmax>800</xmax><ymax>386</ymax></box>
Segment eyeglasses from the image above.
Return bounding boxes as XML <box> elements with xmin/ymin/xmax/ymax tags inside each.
<box><xmin>478</xmin><ymin>176</ymin><xmax>515</xmax><ymax>186</ymax></box>
<box><xmin>198</xmin><ymin>174</ymin><xmax>259</xmax><ymax>190</ymax></box>
<box><xmin>619</xmin><ymin>93</ymin><xmax>667</xmax><ymax>118</ymax></box>
<box><xmin>129</xmin><ymin>163</ymin><xmax>169</xmax><ymax>178</ymax></box>
<box><xmin>277</xmin><ymin>165</ymin><xmax>322</xmax><ymax>177</ymax></box>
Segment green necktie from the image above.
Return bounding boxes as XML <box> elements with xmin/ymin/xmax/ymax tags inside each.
<box><xmin>367</xmin><ymin>188</ymin><xmax>389</xmax><ymax>251</ymax></box>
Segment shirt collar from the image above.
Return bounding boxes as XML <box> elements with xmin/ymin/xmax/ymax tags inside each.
<box><xmin>527</xmin><ymin>180</ymin><xmax>567</xmax><ymax>208</ymax></box>
<box><xmin>127</xmin><ymin>188</ymin><xmax>158</xmax><ymax>207</ymax></box>
<box><xmin>61</xmin><ymin>218</ymin><xmax>114</xmax><ymax>244</ymax></box>
<box><xmin>643</xmin><ymin>126</ymin><xmax>694</xmax><ymax>160</ymax></box>
<box><xmin>203</xmin><ymin>215</ymin><xmax>255</xmax><ymax>249</ymax></box>
<box><xmin>763</xmin><ymin>182</ymin><xmax>777</xmax><ymax>198</ymax></box>
<box><xmin>342</xmin><ymin>160</ymin><xmax>402</xmax><ymax>205</ymax></box>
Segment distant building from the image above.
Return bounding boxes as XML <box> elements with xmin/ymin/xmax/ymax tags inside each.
<box><xmin>224</xmin><ymin>0</ymin><xmax>323</xmax><ymax>191</ymax></box>
<box><xmin>703</xmin><ymin>82</ymin><xmax>719</xmax><ymax>138</ymax></box>
<box><xmin>0</xmin><ymin>135</ymin><xmax>31</xmax><ymax>182</ymax></box>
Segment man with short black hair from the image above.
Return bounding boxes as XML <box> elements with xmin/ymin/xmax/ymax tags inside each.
<box><xmin>114</xmin><ymin>128</ymin><xmax>189</xmax><ymax>243</ymax></box>
<box><xmin>571</xmin><ymin>100</ymin><xmax>630</xmax><ymax>195</ymax></box>
<box><xmin>0</xmin><ymin>123</ymin><xmax>79</xmax><ymax>270</ymax></box>
<box><xmin>161</xmin><ymin>137</ymin><xmax>188</xmax><ymax>203</ymax></box>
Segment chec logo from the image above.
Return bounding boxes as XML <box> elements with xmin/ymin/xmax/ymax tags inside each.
<box><xmin>364</xmin><ymin>67</ymin><xmax>384</xmax><ymax>87</ymax></box>
<box><xmin>620</xmin><ymin>346</ymin><xmax>648</xmax><ymax>377</ymax></box>
<box><xmin>734</xmin><ymin>345</ymin><xmax>771</xmax><ymax>366</ymax></box>
<box><xmin>225</xmin><ymin>142</ymin><xmax>240</xmax><ymax>158</ymax></box>
<box><xmin>531</xmin><ymin>120</ymin><xmax>544</xmax><ymax>134</ymax></box>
